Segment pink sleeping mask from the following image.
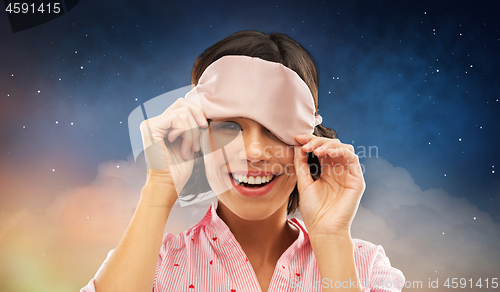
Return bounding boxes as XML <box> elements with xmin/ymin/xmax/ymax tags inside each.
<box><xmin>184</xmin><ymin>55</ymin><xmax>322</xmax><ymax>146</ymax></box>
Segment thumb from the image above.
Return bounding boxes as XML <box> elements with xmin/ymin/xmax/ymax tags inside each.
<box><xmin>294</xmin><ymin>146</ymin><xmax>314</xmax><ymax>193</ymax></box>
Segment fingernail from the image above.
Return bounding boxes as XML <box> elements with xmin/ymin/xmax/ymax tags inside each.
<box><xmin>195</xmin><ymin>141</ymin><xmax>200</xmax><ymax>152</ymax></box>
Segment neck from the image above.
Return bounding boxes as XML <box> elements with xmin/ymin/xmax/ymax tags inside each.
<box><xmin>216</xmin><ymin>200</ymin><xmax>299</xmax><ymax>268</ymax></box>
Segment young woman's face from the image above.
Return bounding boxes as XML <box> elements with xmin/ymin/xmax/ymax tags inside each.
<box><xmin>201</xmin><ymin>117</ymin><xmax>297</xmax><ymax>220</ymax></box>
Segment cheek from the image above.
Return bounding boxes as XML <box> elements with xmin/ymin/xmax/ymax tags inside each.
<box><xmin>278</xmin><ymin>159</ymin><xmax>297</xmax><ymax>188</ymax></box>
<box><xmin>203</xmin><ymin>154</ymin><xmax>233</xmax><ymax>196</ymax></box>
<box><xmin>280</xmin><ymin>148</ymin><xmax>296</xmax><ymax>173</ymax></box>
<box><xmin>200</xmin><ymin>131</ymin><xmax>213</xmax><ymax>155</ymax></box>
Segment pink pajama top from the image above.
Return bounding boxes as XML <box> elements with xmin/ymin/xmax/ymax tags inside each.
<box><xmin>81</xmin><ymin>202</ymin><xmax>405</xmax><ymax>291</ymax></box>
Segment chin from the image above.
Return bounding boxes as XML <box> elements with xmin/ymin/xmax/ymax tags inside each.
<box><xmin>232</xmin><ymin>207</ymin><xmax>278</xmax><ymax>221</ymax></box>
<box><xmin>217</xmin><ymin>193</ymin><xmax>288</xmax><ymax>221</ymax></box>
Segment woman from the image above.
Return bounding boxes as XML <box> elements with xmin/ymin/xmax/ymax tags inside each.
<box><xmin>81</xmin><ymin>30</ymin><xmax>405</xmax><ymax>292</ymax></box>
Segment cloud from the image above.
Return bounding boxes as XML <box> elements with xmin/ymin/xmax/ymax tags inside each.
<box><xmin>351</xmin><ymin>157</ymin><xmax>500</xmax><ymax>289</ymax></box>
<box><xmin>1</xmin><ymin>154</ymin><xmax>498</xmax><ymax>291</ymax></box>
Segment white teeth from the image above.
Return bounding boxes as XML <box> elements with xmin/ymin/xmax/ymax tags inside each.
<box><xmin>232</xmin><ymin>174</ymin><xmax>275</xmax><ymax>185</ymax></box>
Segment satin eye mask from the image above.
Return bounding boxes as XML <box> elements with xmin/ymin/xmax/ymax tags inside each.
<box><xmin>184</xmin><ymin>55</ymin><xmax>322</xmax><ymax>146</ymax></box>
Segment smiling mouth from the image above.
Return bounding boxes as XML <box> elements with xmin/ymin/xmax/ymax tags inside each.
<box><xmin>230</xmin><ymin>173</ymin><xmax>277</xmax><ymax>188</ymax></box>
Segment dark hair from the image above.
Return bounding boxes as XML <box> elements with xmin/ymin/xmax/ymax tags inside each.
<box><xmin>179</xmin><ymin>30</ymin><xmax>337</xmax><ymax>215</ymax></box>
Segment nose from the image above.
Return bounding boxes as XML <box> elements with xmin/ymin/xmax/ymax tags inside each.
<box><xmin>239</xmin><ymin>128</ymin><xmax>272</xmax><ymax>163</ymax></box>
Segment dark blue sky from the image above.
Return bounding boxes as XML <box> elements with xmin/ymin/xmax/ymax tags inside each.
<box><xmin>1</xmin><ymin>0</ymin><xmax>499</xmax><ymax>221</ymax></box>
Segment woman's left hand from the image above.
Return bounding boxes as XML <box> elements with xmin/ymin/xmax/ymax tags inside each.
<box><xmin>294</xmin><ymin>134</ymin><xmax>366</xmax><ymax>239</ymax></box>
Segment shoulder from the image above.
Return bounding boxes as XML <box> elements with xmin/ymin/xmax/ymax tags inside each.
<box><xmin>160</xmin><ymin>224</ymin><xmax>205</xmax><ymax>256</ymax></box>
<box><xmin>352</xmin><ymin>238</ymin><xmax>385</xmax><ymax>259</ymax></box>
<box><xmin>352</xmin><ymin>238</ymin><xmax>406</xmax><ymax>291</ymax></box>
<box><xmin>160</xmin><ymin>204</ymin><xmax>215</xmax><ymax>256</ymax></box>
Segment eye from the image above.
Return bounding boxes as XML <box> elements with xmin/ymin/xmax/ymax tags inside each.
<box><xmin>211</xmin><ymin>121</ymin><xmax>241</xmax><ymax>134</ymax></box>
<box><xmin>222</xmin><ymin>122</ymin><xmax>240</xmax><ymax>130</ymax></box>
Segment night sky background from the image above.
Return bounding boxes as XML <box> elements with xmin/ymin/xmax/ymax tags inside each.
<box><xmin>1</xmin><ymin>0</ymin><xmax>499</xmax><ymax>291</ymax></box>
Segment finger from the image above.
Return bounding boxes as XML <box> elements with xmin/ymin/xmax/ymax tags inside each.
<box><xmin>176</xmin><ymin>106</ymin><xmax>202</xmax><ymax>153</ymax></box>
<box><xmin>311</xmin><ymin>146</ymin><xmax>335</xmax><ymax>176</ymax></box>
<box><xmin>170</xmin><ymin>98</ymin><xmax>209</xmax><ymax>128</ymax></box>
<box><xmin>334</xmin><ymin>141</ymin><xmax>354</xmax><ymax>154</ymax></box>
<box><xmin>177</xmin><ymin>112</ymin><xmax>195</xmax><ymax>160</ymax></box>
<box><xmin>294</xmin><ymin>146</ymin><xmax>314</xmax><ymax>192</ymax></box>
<box><xmin>302</xmin><ymin>137</ymin><xmax>344</xmax><ymax>153</ymax></box>
<box><xmin>165</xmin><ymin>112</ymin><xmax>190</xmax><ymax>159</ymax></box>
<box><xmin>315</xmin><ymin>147</ymin><xmax>334</xmax><ymax>166</ymax></box>
<box><xmin>347</xmin><ymin>144</ymin><xmax>355</xmax><ymax>154</ymax></box>
<box><xmin>295</xmin><ymin>133</ymin><xmax>314</xmax><ymax>145</ymax></box>
<box><xmin>153</xmin><ymin>100</ymin><xmax>207</xmax><ymax>141</ymax></box>
<box><xmin>314</xmin><ymin>142</ymin><xmax>350</xmax><ymax>158</ymax></box>
<box><xmin>166</xmin><ymin>112</ymin><xmax>184</xmax><ymax>142</ymax></box>
<box><xmin>326</xmin><ymin>148</ymin><xmax>362</xmax><ymax>176</ymax></box>
<box><xmin>301</xmin><ymin>137</ymin><xmax>325</xmax><ymax>152</ymax></box>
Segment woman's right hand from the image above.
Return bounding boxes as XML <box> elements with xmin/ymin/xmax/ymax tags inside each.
<box><xmin>140</xmin><ymin>98</ymin><xmax>208</xmax><ymax>198</ymax></box>
<box><xmin>93</xmin><ymin>97</ymin><xmax>207</xmax><ymax>292</ymax></box>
